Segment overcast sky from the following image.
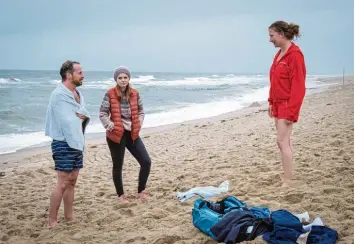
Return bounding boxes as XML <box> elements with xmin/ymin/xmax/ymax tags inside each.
<box><xmin>0</xmin><ymin>0</ymin><xmax>353</xmax><ymax>74</ymax></box>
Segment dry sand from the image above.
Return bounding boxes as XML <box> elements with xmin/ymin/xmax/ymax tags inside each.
<box><xmin>0</xmin><ymin>79</ymin><xmax>353</xmax><ymax>244</ymax></box>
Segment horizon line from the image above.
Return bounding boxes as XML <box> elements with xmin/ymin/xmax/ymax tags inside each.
<box><xmin>0</xmin><ymin>69</ymin><xmax>352</xmax><ymax>76</ymax></box>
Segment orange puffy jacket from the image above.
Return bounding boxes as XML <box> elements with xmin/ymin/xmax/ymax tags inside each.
<box><xmin>106</xmin><ymin>87</ymin><xmax>141</xmax><ymax>143</ymax></box>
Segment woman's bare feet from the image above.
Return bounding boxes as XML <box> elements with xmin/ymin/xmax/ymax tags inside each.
<box><xmin>119</xmin><ymin>195</ymin><xmax>129</xmax><ymax>203</ymax></box>
<box><xmin>64</xmin><ymin>216</ymin><xmax>74</xmax><ymax>222</ymax></box>
<box><xmin>137</xmin><ymin>191</ymin><xmax>149</xmax><ymax>200</ymax></box>
<box><xmin>279</xmin><ymin>173</ymin><xmax>292</xmax><ymax>188</ymax></box>
<box><xmin>47</xmin><ymin>218</ymin><xmax>58</xmax><ymax>229</ymax></box>
<box><xmin>281</xmin><ymin>180</ymin><xmax>291</xmax><ymax>188</ymax></box>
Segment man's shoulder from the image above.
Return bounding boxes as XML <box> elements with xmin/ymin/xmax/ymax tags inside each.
<box><xmin>50</xmin><ymin>86</ymin><xmax>61</xmax><ymax>96</ymax></box>
<box><xmin>49</xmin><ymin>85</ymin><xmax>66</xmax><ymax>103</ymax></box>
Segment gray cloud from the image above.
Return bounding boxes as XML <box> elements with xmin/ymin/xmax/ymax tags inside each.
<box><xmin>0</xmin><ymin>0</ymin><xmax>353</xmax><ymax>74</ymax></box>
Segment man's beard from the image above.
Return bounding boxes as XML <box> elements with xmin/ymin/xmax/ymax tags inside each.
<box><xmin>72</xmin><ymin>79</ymin><xmax>83</xmax><ymax>87</ymax></box>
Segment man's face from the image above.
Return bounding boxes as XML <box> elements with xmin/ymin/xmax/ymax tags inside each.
<box><xmin>68</xmin><ymin>64</ymin><xmax>84</xmax><ymax>87</ymax></box>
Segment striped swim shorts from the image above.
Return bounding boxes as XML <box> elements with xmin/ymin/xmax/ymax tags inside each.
<box><xmin>51</xmin><ymin>140</ymin><xmax>83</xmax><ymax>172</ymax></box>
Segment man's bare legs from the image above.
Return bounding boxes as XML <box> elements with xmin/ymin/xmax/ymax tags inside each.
<box><xmin>274</xmin><ymin>118</ymin><xmax>293</xmax><ymax>187</ymax></box>
<box><xmin>48</xmin><ymin>170</ymin><xmax>79</xmax><ymax>228</ymax></box>
<box><xmin>63</xmin><ymin>170</ymin><xmax>79</xmax><ymax>220</ymax></box>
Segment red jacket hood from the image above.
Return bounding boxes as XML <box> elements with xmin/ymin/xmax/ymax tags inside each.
<box><xmin>278</xmin><ymin>43</ymin><xmax>304</xmax><ymax>60</ymax></box>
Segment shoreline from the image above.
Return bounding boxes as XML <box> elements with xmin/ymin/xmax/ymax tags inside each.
<box><xmin>0</xmin><ymin>75</ymin><xmax>352</xmax><ymax>168</ymax></box>
<box><xmin>0</xmin><ymin>102</ymin><xmax>270</xmax><ymax>168</ymax></box>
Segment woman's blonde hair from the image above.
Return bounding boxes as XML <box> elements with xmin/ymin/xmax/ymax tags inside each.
<box><xmin>116</xmin><ymin>84</ymin><xmax>131</xmax><ymax>103</ymax></box>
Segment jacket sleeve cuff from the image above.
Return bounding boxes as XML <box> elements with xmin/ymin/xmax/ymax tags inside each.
<box><xmin>107</xmin><ymin>121</ymin><xmax>114</xmax><ymax>131</ymax></box>
<box><xmin>286</xmin><ymin>109</ymin><xmax>296</xmax><ymax>122</ymax></box>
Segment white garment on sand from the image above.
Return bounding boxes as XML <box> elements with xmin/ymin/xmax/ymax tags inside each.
<box><xmin>176</xmin><ymin>180</ymin><xmax>229</xmax><ymax>202</ymax></box>
<box><xmin>303</xmin><ymin>217</ymin><xmax>324</xmax><ymax>232</ymax></box>
<box><xmin>295</xmin><ymin>212</ymin><xmax>310</xmax><ymax>223</ymax></box>
<box><xmin>297</xmin><ymin>217</ymin><xmax>325</xmax><ymax>244</ymax></box>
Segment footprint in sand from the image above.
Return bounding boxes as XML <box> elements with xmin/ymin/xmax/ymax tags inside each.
<box><xmin>84</xmin><ymin>211</ymin><xmax>97</xmax><ymax>223</ymax></box>
<box><xmin>176</xmin><ymin>175</ymin><xmax>185</xmax><ymax>180</ymax></box>
<box><xmin>1</xmin><ymin>235</ymin><xmax>10</xmax><ymax>242</ymax></box>
<box><xmin>330</xmin><ymin>139</ymin><xmax>343</xmax><ymax>147</ymax></box>
<box><xmin>216</xmin><ymin>165</ymin><xmax>232</xmax><ymax>170</ymax></box>
<box><xmin>83</xmin><ymin>200</ymin><xmax>93</xmax><ymax>205</ymax></box>
<box><xmin>323</xmin><ymin>187</ymin><xmax>342</xmax><ymax>194</ymax></box>
<box><xmin>113</xmin><ymin>202</ymin><xmax>137</xmax><ymax>210</ymax></box>
<box><xmin>105</xmin><ymin>193</ymin><xmax>119</xmax><ymax>199</ymax></box>
<box><xmin>16</xmin><ymin>214</ymin><xmax>26</xmax><ymax>220</ymax></box>
<box><xmin>35</xmin><ymin>168</ymin><xmax>50</xmax><ymax>175</ymax></box>
<box><xmin>95</xmin><ymin>191</ymin><xmax>105</xmax><ymax>197</ymax></box>
<box><xmin>331</xmin><ymin>133</ymin><xmax>340</xmax><ymax>138</ymax></box>
<box><xmin>1</xmin><ymin>202</ymin><xmax>13</xmax><ymax>208</ymax></box>
<box><xmin>36</xmin><ymin>213</ymin><xmax>47</xmax><ymax>219</ymax></box>
<box><xmin>21</xmin><ymin>171</ymin><xmax>37</xmax><ymax>178</ymax></box>
<box><xmin>336</xmin><ymin>149</ymin><xmax>345</xmax><ymax>156</ymax></box>
<box><xmin>336</xmin><ymin>166</ymin><xmax>351</xmax><ymax>173</ymax></box>
<box><xmin>18</xmin><ymin>203</ymin><xmax>34</xmax><ymax>210</ymax></box>
<box><xmin>142</xmin><ymin>211</ymin><xmax>168</xmax><ymax>220</ymax></box>
<box><xmin>342</xmin><ymin>210</ymin><xmax>353</xmax><ymax>219</ymax></box>
<box><xmin>7</xmin><ymin>229</ymin><xmax>20</xmax><ymax>237</ymax></box>
<box><xmin>30</xmin><ymin>233</ymin><xmax>40</xmax><ymax>239</ymax></box>
<box><xmin>95</xmin><ymin>216</ymin><xmax>122</xmax><ymax>226</ymax></box>
<box><xmin>126</xmin><ymin>236</ymin><xmax>146</xmax><ymax>243</ymax></box>
<box><xmin>119</xmin><ymin>208</ymin><xmax>134</xmax><ymax>217</ymax></box>
<box><xmin>152</xmin><ymin>235</ymin><xmax>182</xmax><ymax>244</ymax></box>
<box><xmin>283</xmin><ymin>192</ymin><xmax>304</xmax><ymax>204</ymax></box>
<box><xmin>343</xmin><ymin>155</ymin><xmax>352</xmax><ymax>161</ymax></box>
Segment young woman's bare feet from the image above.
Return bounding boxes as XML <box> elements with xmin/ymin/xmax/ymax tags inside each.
<box><xmin>119</xmin><ymin>195</ymin><xmax>129</xmax><ymax>203</ymax></box>
<box><xmin>47</xmin><ymin>218</ymin><xmax>58</xmax><ymax>229</ymax></box>
<box><xmin>281</xmin><ymin>181</ymin><xmax>291</xmax><ymax>188</ymax></box>
<box><xmin>64</xmin><ymin>216</ymin><xmax>74</xmax><ymax>222</ymax></box>
<box><xmin>137</xmin><ymin>191</ymin><xmax>149</xmax><ymax>200</ymax></box>
<box><xmin>279</xmin><ymin>173</ymin><xmax>292</xmax><ymax>188</ymax></box>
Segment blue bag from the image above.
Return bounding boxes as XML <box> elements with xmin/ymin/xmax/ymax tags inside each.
<box><xmin>192</xmin><ymin>196</ymin><xmax>247</xmax><ymax>239</ymax></box>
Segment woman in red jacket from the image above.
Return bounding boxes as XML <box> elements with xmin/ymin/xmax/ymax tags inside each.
<box><xmin>268</xmin><ymin>21</ymin><xmax>306</xmax><ymax>187</ymax></box>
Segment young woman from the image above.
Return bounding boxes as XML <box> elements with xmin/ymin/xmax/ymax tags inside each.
<box><xmin>268</xmin><ymin>21</ymin><xmax>306</xmax><ymax>187</ymax></box>
<box><xmin>99</xmin><ymin>66</ymin><xmax>151</xmax><ymax>202</ymax></box>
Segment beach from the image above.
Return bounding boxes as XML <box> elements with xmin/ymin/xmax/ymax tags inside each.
<box><xmin>0</xmin><ymin>78</ymin><xmax>353</xmax><ymax>243</ymax></box>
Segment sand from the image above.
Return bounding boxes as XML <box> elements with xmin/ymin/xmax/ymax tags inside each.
<box><xmin>0</xmin><ymin>78</ymin><xmax>353</xmax><ymax>244</ymax></box>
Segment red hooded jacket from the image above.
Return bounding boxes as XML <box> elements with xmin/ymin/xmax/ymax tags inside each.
<box><xmin>268</xmin><ymin>43</ymin><xmax>306</xmax><ymax>122</ymax></box>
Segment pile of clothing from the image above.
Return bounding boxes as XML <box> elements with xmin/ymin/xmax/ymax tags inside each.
<box><xmin>191</xmin><ymin>196</ymin><xmax>338</xmax><ymax>244</ymax></box>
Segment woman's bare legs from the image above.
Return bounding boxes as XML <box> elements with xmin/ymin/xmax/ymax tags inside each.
<box><xmin>275</xmin><ymin>118</ymin><xmax>294</xmax><ymax>187</ymax></box>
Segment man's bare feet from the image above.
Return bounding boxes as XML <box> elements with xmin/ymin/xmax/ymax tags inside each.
<box><xmin>137</xmin><ymin>191</ymin><xmax>149</xmax><ymax>200</ymax></box>
<box><xmin>119</xmin><ymin>195</ymin><xmax>129</xmax><ymax>203</ymax></box>
<box><xmin>47</xmin><ymin>218</ymin><xmax>58</xmax><ymax>229</ymax></box>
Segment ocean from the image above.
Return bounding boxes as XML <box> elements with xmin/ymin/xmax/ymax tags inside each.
<box><xmin>0</xmin><ymin>70</ymin><xmax>339</xmax><ymax>155</ymax></box>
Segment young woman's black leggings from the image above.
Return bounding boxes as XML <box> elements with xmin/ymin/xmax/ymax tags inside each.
<box><xmin>106</xmin><ymin>130</ymin><xmax>151</xmax><ymax>197</ymax></box>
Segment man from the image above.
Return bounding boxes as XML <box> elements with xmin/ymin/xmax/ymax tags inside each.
<box><xmin>45</xmin><ymin>60</ymin><xmax>90</xmax><ymax>228</ymax></box>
